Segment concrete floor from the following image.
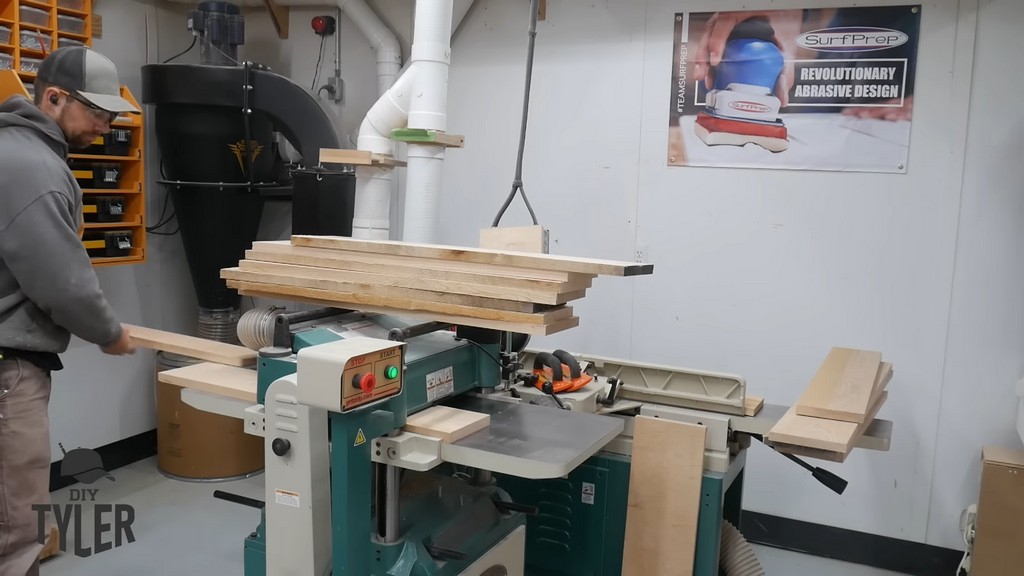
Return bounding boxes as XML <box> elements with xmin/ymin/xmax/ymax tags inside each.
<box><xmin>40</xmin><ymin>457</ymin><xmax>907</xmax><ymax>576</ymax></box>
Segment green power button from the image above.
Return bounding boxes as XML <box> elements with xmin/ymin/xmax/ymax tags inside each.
<box><xmin>385</xmin><ymin>365</ymin><xmax>400</xmax><ymax>380</ymax></box>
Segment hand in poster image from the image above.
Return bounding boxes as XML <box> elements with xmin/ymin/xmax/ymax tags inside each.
<box><xmin>842</xmin><ymin>96</ymin><xmax>913</xmax><ymax>121</ymax></box>
<box><xmin>692</xmin><ymin>10</ymin><xmax>803</xmax><ymax>107</ymax></box>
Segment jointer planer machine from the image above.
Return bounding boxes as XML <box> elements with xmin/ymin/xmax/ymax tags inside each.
<box><xmin>176</xmin><ymin>308</ymin><xmax>892</xmax><ymax>576</ymax></box>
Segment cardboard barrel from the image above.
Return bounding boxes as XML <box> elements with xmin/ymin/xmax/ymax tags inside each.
<box><xmin>156</xmin><ymin>351</ymin><xmax>263</xmax><ymax>481</ymax></box>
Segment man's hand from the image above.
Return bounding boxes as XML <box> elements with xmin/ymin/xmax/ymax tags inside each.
<box><xmin>692</xmin><ymin>10</ymin><xmax>802</xmax><ymax>107</ymax></box>
<box><xmin>101</xmin><ymin>326</ymin><xmax>136</xmax><ymax>356</ymax></box>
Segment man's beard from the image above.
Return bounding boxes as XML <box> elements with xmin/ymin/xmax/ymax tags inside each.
<box><xmin>71</xmin><ymin>134</ymin><xmax>95</xmax><ymax>148</ymax></box>
<box><xmin>59</xmin><ymin>107</ymin><xmax>96</xmax><ymax>149</ymax></box>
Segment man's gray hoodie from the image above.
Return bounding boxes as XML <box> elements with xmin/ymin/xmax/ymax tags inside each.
<box><xmin>0</xmin><ymin>95</ymin><xmax>122</xmax><ymax>354</ymax></box>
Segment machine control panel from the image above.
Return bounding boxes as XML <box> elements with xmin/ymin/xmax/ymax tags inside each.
<box><xmin>295</xmin><ymin>338</ymin><xmax>405</xmax><ymax>413</ymax></box>
<box><xmin>340</xmin><ymin>351</ymin><xmax>403</xmax><ymax>412</ymax></box>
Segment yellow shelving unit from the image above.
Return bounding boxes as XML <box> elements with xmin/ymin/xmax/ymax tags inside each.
<box><xmin>0</xmin><ymin>0</ymin><xmax>147</xmax><ymax>267</ymax></box>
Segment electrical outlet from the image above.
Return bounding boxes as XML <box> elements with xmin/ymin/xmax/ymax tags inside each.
<box><xmin>635</xmin><ymin>243</ymin><xmax>648</xmax><ymax>263</ymax></box>
<box><xmin>327</xmin><ymin>75</ymin><xmax>344</xmax><ymax>103</ymax></box>
<box><xmin>961</xmin><ymin>504</ymin><xmax>978</xmax><ymax>542</ymax></box>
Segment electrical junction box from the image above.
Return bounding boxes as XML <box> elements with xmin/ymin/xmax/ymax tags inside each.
<box><xmin>296</xmin><ymin>338</ymin><xmax>405</xmax><ymax>413</ymax></box>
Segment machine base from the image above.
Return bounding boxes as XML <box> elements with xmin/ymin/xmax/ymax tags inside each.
<box><xmin>243</xmin><ymin>471</ymin><xmax>526</xmax><ymax>576</ymax></box>
<box><xmin>695</xmin><ymin>112</ymin><xmax>789</xmax><ymax>153</ymax></box>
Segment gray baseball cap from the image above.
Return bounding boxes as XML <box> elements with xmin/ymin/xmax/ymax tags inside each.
<box><xmin>37</xmin><ymin>46</ymin><xmax>140</xmax><ymax>114</ymax></box>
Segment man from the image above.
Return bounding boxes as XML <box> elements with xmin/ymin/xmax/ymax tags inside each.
<box><xmin>0</xmin><ymin>46</ymin><xmax>137</xmax><ymax>576</ymax></box>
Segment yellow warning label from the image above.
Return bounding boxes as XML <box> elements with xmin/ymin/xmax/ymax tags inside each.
<box><xmin>354</xmin><ymin>429</ymin><xmax>366</xmax><ymax>447</ymax></box>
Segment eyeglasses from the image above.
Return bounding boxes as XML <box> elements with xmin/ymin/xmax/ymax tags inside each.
<box><xmin>60</xmin><ymin>90</ymin><xmax>118</xmax><ymax>125</ymax></box>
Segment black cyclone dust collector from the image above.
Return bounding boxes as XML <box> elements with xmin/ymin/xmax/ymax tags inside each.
<box><xmin>141</xmin><ymin>1</ymin><xmax>355</xmax><ymax>342</ymax></box>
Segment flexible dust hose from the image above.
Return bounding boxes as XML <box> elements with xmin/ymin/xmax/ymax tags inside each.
<box><xmin>237</xmin><ymin>306</ymin><xmax>287</xmax><ymax>350</ymax></box>
<box><xmin>720</xmin><ymin>521</ymin><xmax>765</xmax><ymax>576</ymax></box>
<box><xmin>491</xmin><ymin>0</ymin><xmax>541</xmax><ymax>227</ymax></box>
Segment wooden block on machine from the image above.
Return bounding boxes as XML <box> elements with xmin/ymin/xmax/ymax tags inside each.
<box><xmin>795</xmin><ymin>347</ymin><xmax>883</xmax><ymax>423</ymax></box>
<box><xmin>291</xmin><ymin>235</ymin><xmax>654</xmax><ymax>277</ymax></box>
<box><xmin>157</xmin><ymin>362</ymin><xmax>258</xmax><ymax>403</ymax></box>
<box><xmin>319</xmin><ymin>148</ymin><xmax>406</xmax><ymax>168</ymax></box>
<box><xmin>391</xmin><ymin>128</ymin><xmax>465</xmax><ymax>148</ymax></box>
<box><xmin>479</xmin><ymin>225</ymin><xmax>549</xmax><ymax>253</ymax></box>
<box><xmin>125</xmin><ymin>324</ymin><xmax>257</xmax><ymax>367</ymax></box>
<box><xmin>248</xmin><ymin>241</ymin><xmax>594</xmax><ymax>288</ymax></box>
<box><xmin>621</xmin><ymin>416</ymin><xmax>705</xmax><ymax>576</ymax></box>
<box><xmin>231</xmin><ymin>260</ymin><xmax>584</xmax><ymax>307</ymax></box>
<box><xmin>232</xmin><ymin>283</ymin><xmax>581</xmax><ymax>337</ymax></box>
<box><xmin>768</xmin><ymin>390</ymin><xmax>888</xmax><ymax>455</ymax></box>
<box><xmin>743</xmin><ymin>395</ymin><xmax>764</xmax><ymax>417</ymax></box>
<box><xmin>403</xmin><ymin>405</ymin><xmax>490</xmax><ymax>443</ymax></box>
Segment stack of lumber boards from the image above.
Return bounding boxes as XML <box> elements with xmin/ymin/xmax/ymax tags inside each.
<box><xmin>768</xmin><ymin>347</ymin><xmax>892</xmax><ymax>462</ymax></box>
<box><xmin>220</xmin><ymin>235</ymin><xmax>653</xmax><ymax>336</ymax></box>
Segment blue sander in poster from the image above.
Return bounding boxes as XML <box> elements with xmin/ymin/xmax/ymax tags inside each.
<box><xmin>695</xmin><ymin>18</ymin><xmax>790</xmax><ymax>152</ymax></box>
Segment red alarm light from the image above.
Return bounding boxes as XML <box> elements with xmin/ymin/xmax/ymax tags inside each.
<box><xmin>311</xmin><ymin>15</ymin><xmax>337</xmax><ymax>36</ymax></box>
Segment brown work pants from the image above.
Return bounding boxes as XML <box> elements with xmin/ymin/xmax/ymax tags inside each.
<box><xmin>0</xmin><ymin>359</ymin><xmax>51</xmax><ymax>576</ymax></box>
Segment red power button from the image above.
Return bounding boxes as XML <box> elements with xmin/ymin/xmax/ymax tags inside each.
<box><xmin>353</xmin><ymin>373</ymin><xmax>376</xmax><ymax>393</ymax></box>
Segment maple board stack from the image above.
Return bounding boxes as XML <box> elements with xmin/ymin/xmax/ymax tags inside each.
<box><xmin>220</xmin><ymin>235</ymin><xmax>654</xmax><ymax>336</ymax></box>
<box><xmin>768</xmin><ymin>347</ymin><xmax>893</xmax><ymax>462</ymax></box>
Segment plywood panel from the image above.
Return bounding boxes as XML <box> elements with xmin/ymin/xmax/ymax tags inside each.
<box><xmin>622</xmin><ymin>416</ymin><xmax>706</xmax><ymax>576</ymax></box>
<box><xmin>125</xmin><ymin>324</ymin><xmax>257</xmax><ymax>367</ymax></box>
<box><xmin>403</xmin><ymin>406</ymin><xmax>490</xmax><ymax>443</ymax></box>
<box><xmin>796</xmin><ymin>348</ymin><xmax>883</xmax><ymax>423</ymax></box>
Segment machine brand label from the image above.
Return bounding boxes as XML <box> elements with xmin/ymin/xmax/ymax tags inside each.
<box><xmin>275</xmin><ymin>489</ymin><xmax>300</xmax><ymax>508</ymax></box>
<box><xmin>426</xmin><ymin>366</ymin><xmax>455</xmax><ymax>402</ymax></box>
<box><xmin>796</xmin><ymin>27</ymin><xmax>909</xmax><ymax>53</ymax></box>
<box><xmin>581</xmin><ymin>482</ymin><xmax>596</xmax><ymax>505</ymax></box>
<box><xmin>229</xmin><ymin>139</ymin><xmax>264</xmax><ymax>175</ymax></box>
<box><xmin>729</xmin><ymin>101</ymin><xmax>772</xmax><ymax>114</ymax></box>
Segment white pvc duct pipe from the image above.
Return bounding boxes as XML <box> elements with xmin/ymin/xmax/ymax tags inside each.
<box><xmin>350</xmin><ymin>0</ymin><xmax>458</xmax><ymax>241</ymax></box>
<box><xmin>403</xmin><ymin>0</ymin><xmax>453</xmax><ymax>243</ymax></box>
<box><xmin>352</xmin><ymin>70</ymin><xmax>415</xmax><ymax>239</ymax></box>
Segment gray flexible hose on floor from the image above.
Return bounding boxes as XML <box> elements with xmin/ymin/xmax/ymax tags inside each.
<box><xmin>720</xmin><ymin>521</ymin><xmax>766</xmax><ymax>576</ymax></box>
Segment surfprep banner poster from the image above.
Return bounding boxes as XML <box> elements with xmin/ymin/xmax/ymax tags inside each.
<box><xmin>667</xmin><ymin>6</ymin><xmax>921</xmax><ymax>173</ymax></box>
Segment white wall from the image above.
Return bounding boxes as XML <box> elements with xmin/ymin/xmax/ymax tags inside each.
<box><xmin>928</xmin><ymin>0</ymin><xmax>1024</xmax><ymax>549</ymax></box>
<box><xmin>66</xmin><ymin>0</ymin><xmax>1024</xmax><ymax>554</ymax></box>
<box><xmin>434</xmin><ymin>0</ymin><xmax>1023</xmax><ymax>551</ymax></box>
